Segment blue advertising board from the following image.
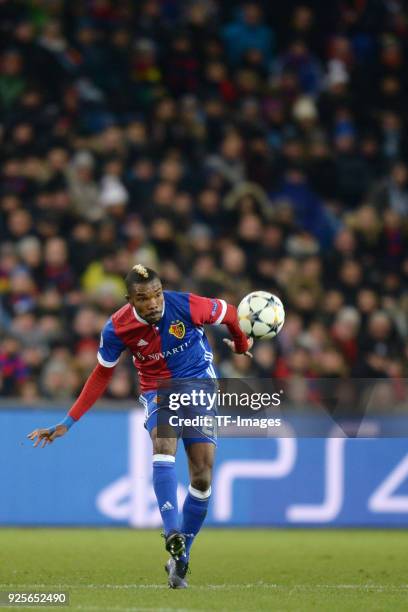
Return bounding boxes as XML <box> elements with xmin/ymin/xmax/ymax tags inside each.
<box><xmin>1</xmin><ymin>409</ymin><xmax>408</xmax><ymax>526</ymax></box>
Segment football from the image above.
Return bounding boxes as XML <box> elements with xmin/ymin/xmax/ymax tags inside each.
<box><xmin>237</xmin><ymin>291</ymin><xmax>285</xmax><ymax>339</ymax></box>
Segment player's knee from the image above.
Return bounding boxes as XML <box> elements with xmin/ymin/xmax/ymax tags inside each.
<box><xmin>152</xmin><ymin>439</ymin><xmax>176</xmax><ymax>456</ymax></box>
<box><xmin>191</xmin><ymin>473</ymin><xmax>212</xmax><ymax>492</ymax></box>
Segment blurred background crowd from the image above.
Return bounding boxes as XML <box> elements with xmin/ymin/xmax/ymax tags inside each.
<box><xmin>0</xmin><ymin>0</ymin><xmax>407</xmax><ymax>402</ymax></box>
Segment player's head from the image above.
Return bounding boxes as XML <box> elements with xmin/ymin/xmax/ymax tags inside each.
<box><xmin>125</xmin><ymin>264</ymin><xmax>163</xmax><ymax>324</ymax></box>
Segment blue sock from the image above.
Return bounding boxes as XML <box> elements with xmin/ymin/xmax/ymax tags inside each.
<box><xmin>180</xmin><ymin>485</ymin><xmax>211</xmax><ymax>561</ymax></box>
<box><xmin>152</xmin><ymin>454</ymin><xmax>179</xmax><ymax>536</ymax></box>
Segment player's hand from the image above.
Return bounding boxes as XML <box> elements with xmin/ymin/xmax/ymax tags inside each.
<box><xmin>223</xmin><ymin>337</ymin><xmax>253</xmax><ymax>358</ymax></box>
<box><xmin>27</xmin><ymin>424</ymin><xmax>68</xmax><ymax>448</ymax></box>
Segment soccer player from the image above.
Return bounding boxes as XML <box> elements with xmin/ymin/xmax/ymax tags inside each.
<box><xmin>27</xmin><ymin>265</ymin><xmax>252</xmax><ymax>588</ymax></box>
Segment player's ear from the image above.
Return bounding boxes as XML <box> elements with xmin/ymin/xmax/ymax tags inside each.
<box><xmin>125</xmin><ymin>294</ymin><xmax>130</xmax><ymax>301</ymax></box>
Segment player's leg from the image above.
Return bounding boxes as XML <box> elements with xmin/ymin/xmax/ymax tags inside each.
<box><xmin>142</xmin><ymin>390</ymin><xmax>185</xmax><ymax>559</ymax></box>
<box><xmin>149</xmin><ymin>426</ymin><xmax>189</xmax><ymax>588</ymax></box>
<box><xmin>165</xmin><ymin>441</ymin><xmax>214</xmax><ymax>588</ymax></box>
<box><xmin>180</xmin><ymin>441</ymin><xmax>215</xmax><ymax>562</ymax></box>
<box><xmin>149</xmin><ymin>426</ymin><xmax>186</xmax><ymax>557</ymax></box>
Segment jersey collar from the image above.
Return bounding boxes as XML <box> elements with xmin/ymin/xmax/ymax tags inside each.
<box><xmin>132</xmin><ymin>299</ymin><xmax>166</xmax><ymax>325</ymax></box>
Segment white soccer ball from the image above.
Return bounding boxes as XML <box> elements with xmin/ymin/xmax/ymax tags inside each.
<box><xmin>237</xmin><ymin>291</ymin><xmax>285</xmax><ymax>339</ymax></box>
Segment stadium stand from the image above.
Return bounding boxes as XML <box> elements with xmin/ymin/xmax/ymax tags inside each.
<box><xmin>0</xmin><ymin>0</ymin><xmax>407</xmax><ymax>400</ymax></box>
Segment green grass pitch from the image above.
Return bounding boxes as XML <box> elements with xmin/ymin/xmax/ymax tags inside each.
<box><xmin>1</xmin><ymin>528</ymin><xmax>407</xmax><ymax>611</ymax></box>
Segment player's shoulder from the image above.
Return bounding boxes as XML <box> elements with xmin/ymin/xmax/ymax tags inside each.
<box><xmin>164</xmin><ymin>290</ymin><xmax>216</xmax><ymax>309</ymax></box>
<box><xmin>164</xmin><ymin>289</ymin><xmax>190</xmax><ymax>303</ymax></box>
<box><xmin>110</xmin><ymin>302</ymin><xmax>134</xmax><ymax>330</ymax></box>
<box><xmin>164</xmin><ymin>290</ymin><xmax>211</xmax><ymax>303</ymax></box>
<box><xmin>163</xmin><ymin>290</ymin><xmax>192</xmax><ymax>319</ymax></box>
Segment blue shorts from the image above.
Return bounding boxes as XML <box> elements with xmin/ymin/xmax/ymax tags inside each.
<box><xmin>140</xmin><ymin>385</ymin><xmax>217</xmax><ymax>447</ymax></box>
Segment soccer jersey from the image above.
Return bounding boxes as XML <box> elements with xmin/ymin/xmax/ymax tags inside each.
<box><xmin>97</xmin><ymin>291</ymin><xmax>227</xmax><ymax>392</ymax></box>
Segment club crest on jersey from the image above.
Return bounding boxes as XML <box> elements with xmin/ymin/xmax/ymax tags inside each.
<box><xmin>169</xmin><ymin>320</ymin><xmax>185</xmax><ymax>339</ymax></box>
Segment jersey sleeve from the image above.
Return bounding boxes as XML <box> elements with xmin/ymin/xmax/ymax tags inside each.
<box><xmin>189</xmin><ymin>293</ymin><xmax>227</xmax><ymax>326</ymax></box>
<box><xmin>97</xmin><ymin>318</ymin><xmax>126</xmax><ymax>367</ymax></box>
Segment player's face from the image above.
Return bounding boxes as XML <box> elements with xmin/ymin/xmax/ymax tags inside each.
<box><xmin>129</xmin><ymin>279</ymin><xmax>164</xmax><ymax>324</ymax></box>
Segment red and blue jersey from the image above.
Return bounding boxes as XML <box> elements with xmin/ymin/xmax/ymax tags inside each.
<box><xmin>97</xmin><ymin>291</ymin><xmax>227</xmax><ymax>392</ymax></box>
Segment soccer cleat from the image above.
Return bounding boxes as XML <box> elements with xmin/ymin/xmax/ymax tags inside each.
<box><xmin>164</xmin><ymin>530</ymin><xmax>186</xmax><ymax>561</ymax></box>
<box><xmin>165</xmin><ymin>558</ymin><xmax>189</xmax><ymax>589</ymax></box>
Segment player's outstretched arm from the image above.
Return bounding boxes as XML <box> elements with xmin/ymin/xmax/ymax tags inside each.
<box><xmin>189</xmin><ymin>293</ymin><xmax>253</xmax><ymax>357</ymax></box>
<box><xmin>27</xmin><ymin>363</ymin><xmax>114</xmax><ymax>448</ymax></box>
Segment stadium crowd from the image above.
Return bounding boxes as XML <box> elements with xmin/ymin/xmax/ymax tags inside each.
<box><xmin>0</xmin><ymin>0</ymin><xmax>407</xmax><ymax>401</ymax></box>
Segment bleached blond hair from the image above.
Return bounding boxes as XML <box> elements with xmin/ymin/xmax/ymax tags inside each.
<box><xmin>125</xmin><ymin>265</ymin><xmax>159</xmax><ymax>293</ymax></box>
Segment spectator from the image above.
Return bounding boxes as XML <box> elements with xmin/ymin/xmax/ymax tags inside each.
<box><xmin>272</xmin><ymin>39</ymin><xmax>323</xmax><ymax>95</ymax></box>
<box><xmin>355</xmin><ymin>311</ymin><xmax>403</xmax><ymax>377</ymax></box>
<box><xmin>271</xmin><ymin>166</ymin><xmax>336</xmax><ymax>248</ymax></box>
<box><xmin>67</xmin><ymin>151</ymin><xmax>102</xmax><ymax>222</ymax></box>
<box><xmin>223</xmin><ymin>3</ymin><xmax>274</xmax><ymax>68</ymax></box>
<box><xmin>206</xmin><ymin>131</ymin><xmax>246</xmax><ymax>186</ymax></box>
<box><xmin>369</xmin><ymin>161</ymin><xmax>408</xmax><ymax>216</ymax></box>
<box><xmin>0</xmin><ymin>50</ymin><xmax>26</xmax><ymax>113</ymax></box>
<box><xmin>0</xmin><ymin>336</ymin><xmax>29</xmax><ymax>396</ymax></box>
<box><xmin>43</xmin><ymin>238</ymin><xmax>75</xmax><ymax>293</ymax></box>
